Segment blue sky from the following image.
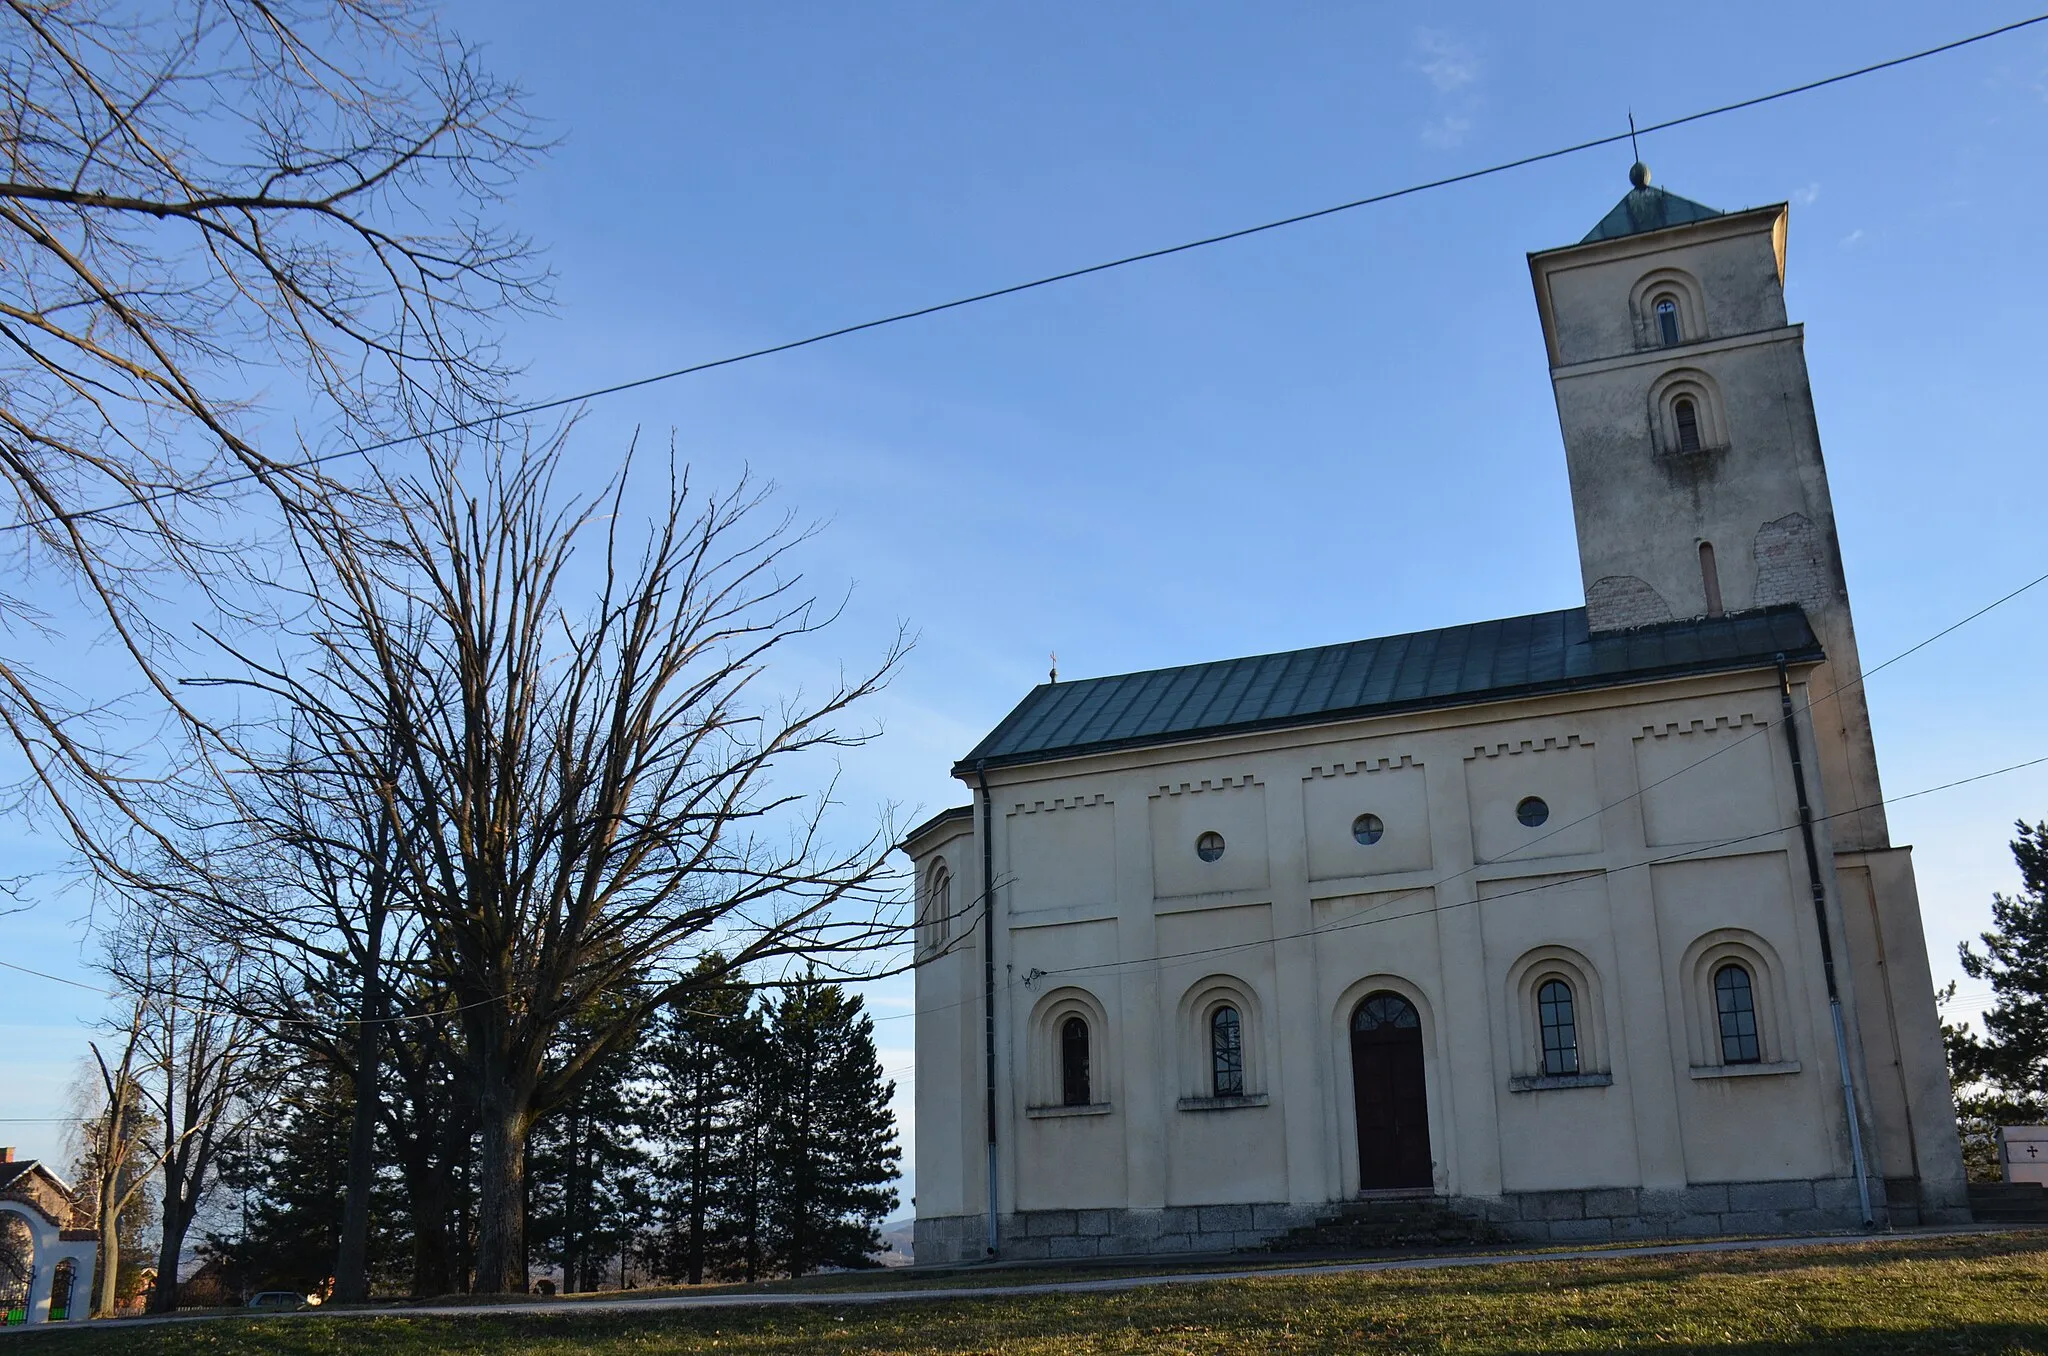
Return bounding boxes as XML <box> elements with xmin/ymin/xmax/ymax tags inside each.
<box><xmin>5</xmin><ymin>2</ymin><xmax>2048</xmax><ymax>1218</ymax></box>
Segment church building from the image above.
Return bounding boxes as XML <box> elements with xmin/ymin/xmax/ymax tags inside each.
<box><xmin>903</xmin><ymin>170</ymin><xmax>1970</xmax><ymax>1263</ymax></box>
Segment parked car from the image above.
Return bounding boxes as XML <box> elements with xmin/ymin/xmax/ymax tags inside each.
<box><xmin>245</xmin><ymin>1291</ymin><xmax>309</xmax><ymax>1311</ymax></box>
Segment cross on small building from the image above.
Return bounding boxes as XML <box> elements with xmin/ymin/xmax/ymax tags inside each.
<box><xmin>2028</xmin><ymin>1144</ymin><xmax>2040</xmax><ymax>1159</ymax></box>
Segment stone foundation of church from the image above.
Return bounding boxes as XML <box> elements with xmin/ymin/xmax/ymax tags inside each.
<box><xmin>913</xmin><ymin>1177</ymin><xmax>1940</xmax><ymax>1265</ymax></box>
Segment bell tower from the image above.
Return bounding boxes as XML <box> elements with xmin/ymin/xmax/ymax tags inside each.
<box><xmin>1528</xmin><ymin>164</ymin><xmax>1888</xmax><ymax>852</ymax></box>
<box><xmin>1530</xmin><ymin>166</ymin><xmax>1972</xmax><ymax>1224</ymax></box>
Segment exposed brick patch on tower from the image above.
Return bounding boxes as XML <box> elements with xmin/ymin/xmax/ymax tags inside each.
<box><xmin>1753</xmin><ymin>513</ymin><xmax>1832</xmax><ymax>612</ymax></box>
<box><xmin>1586</xmin><ymin>575</ymin><xmax>1675</xmax><ymax>631</ymax></box>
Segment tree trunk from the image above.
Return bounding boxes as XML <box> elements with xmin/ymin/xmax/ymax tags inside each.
<box><xmin>402</xmin><ymin>1140</ymin><xmax>453</xmax><ymax>1298</ymax></box>
<box><xmin>563</xmin><ymin>1108</ymin><xmax>583</xmax><ymax>1293</ymax></box>
<box><xmin>146</xmin><ymin>1158</ymin><xmax>190</xmax><ymax>1313</ymax></box>
<box><xmin>334</xmin><ymin>925</ymin><xmax>385</xmax><ymax>1303</ymax></box>
<box><xmin>94</xmin><ymin>1175</ymin><xmax>121</xmax><ymax>1318</ymax></box>
<box><xmin>332</xmin><ymin>1026</ymin><xmax>380</xmax><ymax>1301</ymax></box>
<box><xmin>687</xmin><ymin>1100</ymin><xmax>707</xmax><ymax>1286</ymax></box>
<box><xmin>473</xmin><ymin>1084</ymin><xmax>530</xmax><ymax>1294</ymax></box>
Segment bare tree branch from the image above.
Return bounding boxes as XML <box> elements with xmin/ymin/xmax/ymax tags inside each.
<box><xmin>0</xmin><ymin>0</ymin><xmax>547</xmax><ymax>848</ymax></box>
<box><xmin>122</xmin><ymin>428</ymin><xmax>910</xmax><ymax>1295</ymax></box>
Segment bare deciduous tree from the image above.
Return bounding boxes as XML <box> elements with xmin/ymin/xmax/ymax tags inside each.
<box><xmin>77</xmin><ymin>983</ymin><xmax>153</xmax><ymax>1318</ymax></box>
<box><xmin>69</xmin><ymin>919</ymin><xmax>264</xmax><ymax>1314</ymax></box>
<box><xmin>205</xmin><ymin>433</ymin><xmax>907</xmax><ymax>1293</ymax></box>
<box><xmin>0</xmin><ymin>0</ymin><xmax>544</xmax><ymax>836</ymax></box>
<box><xmin>124</xmin><ymin>711</ymin><xmax>420</xmax><ymax>1301</ymax></box>
<box><xmin>102</xmin><ymin>926</ymin><xmax>263</xmax><ymax>1313</ymax></box>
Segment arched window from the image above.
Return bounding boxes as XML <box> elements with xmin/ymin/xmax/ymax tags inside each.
<box><xmin>1674</xmin><ymin>396</ymin><xmax>1703</xmax><ymax>453</ymax></box>
<box><xmin>924</xmin><ymin>862</ymin><xmax>952</xmax><ymax>949</ymax></box>
<box><xmin>1352</xmin><ymin>991</ymin><xmax>1420</xmax><ymax>1032</ymax></box>
<box><xmin>1061</xmin><ymin>1015</ymin><xmax>1092</xmax><ymax>1105</ymax></box>
<box><xmin>1655</xmin><ymin>296</ymin><xmax>1681</xmax><ymax>346</ymax></box>
<box><xmin>1210</xmin><ymin>1004</ymin><xmax>1245</xmax><ymax>1097</ymax></box>
<box><xmin>1537</xmin><ymin>978</ymin><xmax>1579</xmax><ymax>1075</ymax></box>
<box><xmin>1714</xmin><ymin>964</ymin><xmax>1762</xmax><ymax>1065</ymax></box>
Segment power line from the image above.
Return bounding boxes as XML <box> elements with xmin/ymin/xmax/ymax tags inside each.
<box><xmin>0</xmin><ymin>956</ymin><xmax>507</xmax><ymax>1030</ymax></box>
<box><xmin>872</xmin><ymin>748</ymin><xmax>2048</xmax><ymax>1024</ymax></box>
<box><xmin>11</xmin><ymin>10</ymin><xmax>2046</xmax><ymax>536</ymax></box>
<box><xmin>1046</xmin><ymin>753</ymin><xmax>2048</xmax><ymax>982</ymax></box>
<box><xmin>12</xmin><ymin>749</ymin><xmax>2041</xmax><ymax>1033</ymax></box>
<box><xmin>868</xmin><ymin>557</ymin><xmax>2048</xmax><ymax>1024</ymax></box>
<box><xmin>1054</xmin><ymin>751</ymin><xmax>2048</xmax><ymax>999</ymax></box>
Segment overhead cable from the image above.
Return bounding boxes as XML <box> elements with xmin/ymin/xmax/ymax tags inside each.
<box><xmin>10</xmin><ymin>11</ymin><xmax>2045</xmax><ymax>535</ymax></box>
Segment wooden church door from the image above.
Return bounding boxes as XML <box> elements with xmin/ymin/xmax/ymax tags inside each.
<box><xmin>1350</xmin><ymin>991</ymin><xmax>1433</xmax><ymax>1190</ymax></box>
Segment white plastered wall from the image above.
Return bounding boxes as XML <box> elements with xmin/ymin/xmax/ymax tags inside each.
<box><xmin>908</xmin><ymin>665</ymin><xmax>1906</xmax><ymax>1224</ymax></box>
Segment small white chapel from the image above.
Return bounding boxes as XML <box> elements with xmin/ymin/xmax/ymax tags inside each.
<box><xmin>903</xmin><ymin>169</ymin><xmax>1970</xmax><ymax>1264</ymax></box>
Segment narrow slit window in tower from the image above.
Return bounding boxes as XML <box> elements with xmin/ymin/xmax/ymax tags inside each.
<box><xmin>1699</xmin><ymin>541</ymin><xmax>1724</xmax><ymax>617</ymax></box>
<box><xmin>1674</xmin><ymin>396</ymin><xmax>1703</xmax><ymax>453</ymax></box>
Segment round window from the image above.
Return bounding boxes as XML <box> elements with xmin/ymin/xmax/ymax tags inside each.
<box><xmin>1516</xmin><ymin>796</ymin><xmax>1550</xmax><ymax>828</ymax></box>
<box><xmin>1351</xmin><ymin>813</ymin><xmax>1384</xmax><ymax>846</ymax></box>
<box><xmin>1195</xmin><ymin>831</ymin><xmax>1226</xmax><ymax>863</ymax></box>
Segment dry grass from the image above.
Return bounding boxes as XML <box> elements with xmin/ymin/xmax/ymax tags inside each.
<box><xmin>20</xmin><ymin>1232</ymin><xmax>2048</xmax><ymax>1353</ymax></box>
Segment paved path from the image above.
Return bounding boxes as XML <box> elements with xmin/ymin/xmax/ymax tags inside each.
<box><xmin>3</xmin><ymin>1227</ymin><xmax>2008</xmax><ymax>1337</ymax></box>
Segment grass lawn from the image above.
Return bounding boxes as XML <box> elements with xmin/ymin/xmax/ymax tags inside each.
<box><xmin>21</xmin><ymin>1232</ymin><xmax>2048</xmax><ymax>1354</ymax></box>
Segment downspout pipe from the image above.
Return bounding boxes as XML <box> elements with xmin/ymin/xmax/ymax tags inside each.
<box><xmin>1776</xmin><ymin>655</ymin><xmax>1875</xmax><ymax>1229</ymax></box>
<box><xmin>975</xmin><ymin>761</ymin><xmax>999</xmax><ymax>1258</ymax></box>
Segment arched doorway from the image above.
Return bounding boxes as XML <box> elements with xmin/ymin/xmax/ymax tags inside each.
<box><xmin>1350</xmin><ymin>991</ymin><xmax>1432</xmax><ymax>1190</ymax></box>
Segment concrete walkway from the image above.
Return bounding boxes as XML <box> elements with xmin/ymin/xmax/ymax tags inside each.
<box><xmin>3</xmin><ymin>1227</ymin><xmax>2010</xmax><ymax>1337</ymax></box>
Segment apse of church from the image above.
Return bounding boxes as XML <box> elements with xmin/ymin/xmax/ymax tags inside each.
<box><xmin>903</xmin><ymin>170</ymin><xmax>1970</xmax><ymax>1265</ymax></box>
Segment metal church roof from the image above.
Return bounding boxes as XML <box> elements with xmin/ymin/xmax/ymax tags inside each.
<box><xmin>954</xmin><ymin>605</ymin><xmax>1821</xmax><ymax>775</ymax></box>
<box><xmin>1580</xmin><ymin>183</ymin><xmax>1724</xmax><ymax>243</ymax></box>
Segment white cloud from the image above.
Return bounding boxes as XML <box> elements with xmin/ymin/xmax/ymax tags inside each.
<box><xmin>1840</xmin><ymin>228</ymin><xmax>1865</xmax><ymax>247</ymax></box>
<box><xmin>1413</xmin><ymin>29</ymin><xmax>1481</xmax><ymax>94</ymax></box>
<box><xmin>1793</xmin><ymin>182</ymin><xmax>1821</xmax><ymax>206</ymax></box>
<box><xmin>1411</xmin><ymin>29</ymin><xmax>1483</xmax><ymax>149</ymax></box>
<box><xmin>1421</xmin><ymin>114</ymin><xmax>1474</xmax><ymax>150</ymax></box>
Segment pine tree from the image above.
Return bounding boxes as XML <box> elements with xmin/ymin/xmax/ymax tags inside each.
<box><xmin>642</xmin><ymin>961</ymin><xmax>755</xmax><ymax>1285</ymax></box>
<box><xmin>527</xmin><ymin>993</ymin><xmax>651</xmax><ymax>1293</ymax></box>
<box><xmin>380</xmin><ymin>1001</ymin><xmax>474</xmax><ymax>1297</ymax></box>
<box><xmin>207</xmin><ymin>1058</ymin><xmax>358</xmax><ymax>1295</ymax></box>
<box><xmin>707</xmin><ymin>1004</ymin><xmax>775</xmax><ymax>1283</ymax></box>
<box><xmin>760</xmin><ymin>979</ymin><xmax>900</xmax><ymax>1276</ymax></box>
<box><xmin>1945</xmin><ymin>820</ymin><xmax>2048</xmax><ymax>1179</ymax></box>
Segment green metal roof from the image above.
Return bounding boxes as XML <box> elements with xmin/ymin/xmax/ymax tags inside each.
<box><xmin>1581</xmin><ymin>184</ymin><xmax>1724</xmax><ymax>243</ymax></box>
<box><xmin>954</xmin><ymin>605</ymin><xmax>1820</xmax><ymax>775</ymax></box>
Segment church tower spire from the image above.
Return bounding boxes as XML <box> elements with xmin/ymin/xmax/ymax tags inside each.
<box><xmin>1527</xmin><ymin>169</ymin><xmax>1890</xmax><ymax>852</ymax></box>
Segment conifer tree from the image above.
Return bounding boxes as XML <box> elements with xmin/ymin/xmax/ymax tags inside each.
<box><xmin>378</xmin><ymin>990</ymin><xmax>474</xmax><ymax>1297</ymax></box>
<box><xmin>527</xmin><ymin>991</ymin><xmax>652</xmax><ymax>1293</ymax></box>
<box><xmin>1946</xmin><ymin>820</ymin><xmax>2048</xmax><ymax>1177</ymax></box>
<box><xmin>760</xmin><ymin>979</ymin><xmax>900</xmax><ymax>1276</ymax></box>
<box><xmin>208</xmin><ymin>1059</ymin><xmax>359</xmax><ymax>1295</ymax></box>
<box><xmin>707</xmin><ymin>1006</ymin><xmax>776</xmax><ymax>1283</ymax></box>
<box><xmin>643</xmin><ymin>961</ymin><xmax>756</xmax><ymax>1285</ymax></box>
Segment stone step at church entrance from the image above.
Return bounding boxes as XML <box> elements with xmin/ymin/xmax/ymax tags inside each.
<box><xmin>1257</xmin><ymin>1196</ymin><xmax>1509</xmax><ymax>1254</ymax></box>
<box><xmin>1967</xmin><ymin>1182</ymin><xmax>2048</xmax><ymax>1224</ymax></box>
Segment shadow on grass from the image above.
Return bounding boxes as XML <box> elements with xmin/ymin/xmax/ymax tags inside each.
<box><xmin>1479</xmin><ymin>1330</ymin><xmax>2048</xmax><ymax>1356</ymax></box>
<box><xmin>20</xmin><ymin>1233</ymin><xmax>2048</xmax><ymax>1355</ymax></box>
<box><xmin>1291</xmin><ymin>1231</ymin><xmax>2048</xmax><ymax>1300</ymax></box>
<box><xmin>326</xmin><ymin>1231</ymin><xmax>2048</xmax><ymax>1311</ymax></box>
